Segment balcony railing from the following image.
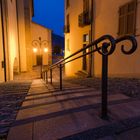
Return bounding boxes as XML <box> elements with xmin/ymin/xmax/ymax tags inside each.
<box><xmin>78</xmin><ymin>11</ymin><xmax>91</xmax><ymax>27</ymax></box>
<box><xmin>64</xmin><ymin>25</ymin><xmax>70</xmax><ymax>33</ymax></box>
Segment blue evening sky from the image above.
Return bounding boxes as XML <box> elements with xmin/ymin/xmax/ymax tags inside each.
<box><xmin>32</xmin><ymin>0</ymin><xmax>64</xmax><ymax>37</ymax></box>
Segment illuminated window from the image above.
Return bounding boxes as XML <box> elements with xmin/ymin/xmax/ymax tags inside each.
<box><xmin>118</xmin><ymin>0</ymin><xmax>137</xmax><ymax>36</ymax></box>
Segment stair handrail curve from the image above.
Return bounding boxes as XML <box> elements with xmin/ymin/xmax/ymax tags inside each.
<box><xmin>43</xmin><ymin>35</ymin><xmax>137</xmax><ymax>73</ymax></box>
<box><xmin>42</xmin><ymin>34</ymin><xmax>137</xmax><ymax>119</ymax></box>
<box><xmin>115</xmin><ymin>35</ymin><xmax>137</xmax><ymax>55</ymax></box>
<box><xmin>42</xmin><ymin>34</ymin><xmax>137</xmax><ymax>74</ymax></box>
<box><xmin>49</xmin><ymin>34</ymin><xmax>116</xmax><ymax>70</ymax></box>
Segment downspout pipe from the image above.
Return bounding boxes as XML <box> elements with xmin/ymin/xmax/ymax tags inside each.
<box><xmin>15</xmin><ymin>0</ymin><xmax>21</xmax><ymax>73</ymax></box>
<box><xmin>89</xmin><ymin>0</ymin><xmax>94</xmax><ymax>77</ymax></box>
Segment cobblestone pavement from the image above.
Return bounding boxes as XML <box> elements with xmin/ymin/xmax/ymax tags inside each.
<box><xmin>0</xmin><ymin>81</ymin><xmax>32</xmax><ymax>140</ymax></box>
<box><xmin>14</xmin><ymin>66</ymin><xmax>41</xmax><ymax>81</ymax></box>
<box><xmin>63</xmin><ymin>77</ymin><xmax>140</xmax><ymax>97</ymax></box>
<box><xmin>0</xmin><ymin>66</ymin><xmax>41</xmax><ymax>140</ymax></box>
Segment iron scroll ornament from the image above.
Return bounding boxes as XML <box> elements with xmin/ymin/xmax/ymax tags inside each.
<box><xmin>92</xmin><ymin>35</ymin><xmax>116</xmax><ymax>56</ymax></box>
<box><xmin>115</xmin><ymin>35</ymin><xmax>137</xmax><ymax>55</ymax></box>
<box><xmin>32</xmin><ymin>37</ymin><xmax>49</xmax><ymax>48</ymax></box>
<box><xmin>94</xmin><ymin>35</ymin><xmax>137</xmax><ymax>56</ymax></box>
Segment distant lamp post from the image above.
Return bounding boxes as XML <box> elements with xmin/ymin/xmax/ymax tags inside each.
<box><xmin>32</xmin><ymin>37</ymin><xmax>49</xmax><ymax>78</ymax></box>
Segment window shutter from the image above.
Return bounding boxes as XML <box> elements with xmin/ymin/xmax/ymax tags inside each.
<box><xmin>126</xmin><ymin>0</ymin><xmax>136</xmax><ymax>34</ymax></box>
<box><xmin>83</xmin><ymin>0</ymin><xmax>89</xmax><ymax>12</ymax></box>
<box><xmin>119</xmin><ymin>16</ymin><xmax>125</xmax><ymax>35</ymax></box>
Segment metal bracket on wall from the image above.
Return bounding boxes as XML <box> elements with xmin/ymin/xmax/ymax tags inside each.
<box><xmin>1</xmin><ymin>61</ymin><xmax>4</xmax><ymax>68</ymax></box>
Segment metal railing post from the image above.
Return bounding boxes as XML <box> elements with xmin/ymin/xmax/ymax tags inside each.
<box><xmin>44</xmin><ymin>72</ymin><xmax>45</xmax><ymax>81</ymax></box>
<box><xmin>101</xmin><ymin>43</ymin><xmax>109</xmax><ymax>119</ymax></box>
<box><xmin>40</xmin><ymin>64</ymin><xmax>43</xmax><ymax>78</ymax></box>
<box><xmin>43</xmin><ymin>72</ymin><xmax>45</xmax><ymax>80</ymax></box>
<box><xmin>50</xmin><ymin>69</ymin><xmax>52</xmax><ymax>84</ymax></box>
<box><xmin>60</xmin><ymin>64</ymin><xmax>63</xmax><ymax>90</ymax></box>
<box><xmin>42</xmin><ymin>72</ymin><xmax>44</xmax><ymax>80</ymax></box>
<box><xmin>46</xmin><ymin>71</ymin><xmax>48</xmax><ymax>84</ymax></box>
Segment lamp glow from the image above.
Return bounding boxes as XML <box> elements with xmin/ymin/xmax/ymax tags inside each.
<box><xmin>33</xmin><ymin>48</ymin><xmax>38</xmax><ymax>53</ymax></box>
<box><xmin>44</xmin><ymin>48</ymin><xmax>48</xmax><ymax>53</ymax></box>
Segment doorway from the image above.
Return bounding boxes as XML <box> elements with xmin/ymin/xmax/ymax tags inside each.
<box><xmin>82</xmin><ymin>34</ymin><xmax>89</xmax><ymax>72</ymax></box>
<box><xmin>36</xmin><ymin>55</ymin><xmax>42</xmax><ymax>66</ymax></box>
<box><xmin>83</xmin><ymin>44</ymin><xmax>87</xmax><ymax>71</ymax></box>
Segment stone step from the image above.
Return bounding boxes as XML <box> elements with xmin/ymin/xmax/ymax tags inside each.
<box><xmin>7</xmin><ymin>79</ymin><xmax>140</xmax><ymax>140</ymax></box>
<box><xmin>60</xmin><ymin>116</ymin><xmax>140</xmax><ymax>140</ymax></box>
<box><xmin>14</xmin><ymin>93</ymin><xmax>129</xmax><ymax>121</ymax></box>
<box><xmin>75</xmin><ymin>70</ymin><xmax>89</xmax><ymax>78</ymax></box>
<box><xmin>8</xmin><ymin>99</ymin><xmax>140</xmax><ymax>140</ymax></box>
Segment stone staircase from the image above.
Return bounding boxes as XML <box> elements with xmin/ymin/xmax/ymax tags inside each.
<box><xmin>7</xmin><ymin>79</ymin><xmax>140</xmax><ymax>140</ymax></box>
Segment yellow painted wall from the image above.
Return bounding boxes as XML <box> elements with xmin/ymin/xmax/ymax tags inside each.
<box><xmin>7</xmin><ymin>0</ymin><xmax>19</xmax><ymax>80</ymax></box>
<box><xmin>0</xmin><ymin>4</ymin><xmax>4</xmax><ymax>82</ymax></box>
<box><xmin>24</xmin><ymin>0</ymin><xmax>32</xmax><ymax>71</ymax></box>
<box><xmin>93</xmin><ymin>0</ymin><xmax>140</xmax><ymax>77</ymax></box>
<box><xmin>1</xmin><ymin>0</ymin><xmax>52</xmax><ymax>81</ymax></box>
<box><xmin>16</xmin><ymin>0</ymin><xmax>27</xmax><ymax>72</ymax></box>
<box><xmin>65</xmin><ymin>0</ymin><xmax>140</xmax><ymax>78</ymax></box>
<box><xmin>65</xmin><ymin>0</ymin><xmax>91</xmax><ymax>76</ymax></box>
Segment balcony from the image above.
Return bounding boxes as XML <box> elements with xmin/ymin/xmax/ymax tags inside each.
<box><xmin>64</xmin><ymin>25</ymin><xmax>70</xmax><ymax>33</ymax></box>
<box><xmin>78</xmin><ymin>11</ymin><xmax>91</xmax><ymax>27</ymax></box>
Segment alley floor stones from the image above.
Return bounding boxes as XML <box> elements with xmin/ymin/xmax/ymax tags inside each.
<box><xmin>0</xmin><ymin>81</ymin><xmax>31</xmax><ymax>139</ymax></box>
<box><xmin>63</xmin><ymin>77</ymin><xmax>140</xmax><ymax>97</ymax></box>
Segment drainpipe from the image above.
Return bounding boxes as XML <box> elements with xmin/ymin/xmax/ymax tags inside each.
<box><xmin>0</xmin><ymin>0</ymin><xmax>7</xmax><ymax>82</ymax></box>
<box><xmin>16</xmin><ymin>0</ymin><xmax>21</xmax><ymax>73</ymax></box>
<box><xmin>89</xmin><ymin>0</ymin><xmax>94</xmax><ymax>77</ymax></box>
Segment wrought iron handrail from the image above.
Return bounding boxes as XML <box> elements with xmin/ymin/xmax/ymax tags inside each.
<box><xmin>49</xmin><ymin>35</ymin><xmax>115</xmax><ymax>69</ymax></box>
<box><xmin>42</xmin><ymin>34</ymin><xmax>137</xmax><ymax>119</ymax></box>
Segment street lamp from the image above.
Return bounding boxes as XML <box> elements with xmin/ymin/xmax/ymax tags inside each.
<box><xmin>32</xmin><ymin>37</ymin><xmax>49</xmax><ymax>78</ymax></box>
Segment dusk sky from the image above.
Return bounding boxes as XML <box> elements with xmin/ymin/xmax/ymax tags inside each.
<box><xmin>32</xmin><ymin>0</ymin><xmax>64</xmax><ymax>37</ymax></box>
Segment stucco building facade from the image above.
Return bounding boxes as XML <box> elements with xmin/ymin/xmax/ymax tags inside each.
<box><xmin>0</xmin><ymin>0</ymin><xmax>52</xmax><ymax>82</ymax></box>
<box><xmin>31</xmin><ymin>22</ymin><xmax>52</xmax><ymax>67</ymax></box>
<box><xmin>64</xmin><ymin>0</ymin><xmax>140</xmax><ymax>77</ymax></box>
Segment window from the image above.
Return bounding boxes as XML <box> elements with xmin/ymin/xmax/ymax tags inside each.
<box><xmin>66</xmin><ymin>0</ymin><xmax>70</xmax><ymax>9</ymax></box>
<box><xmin>64</xmin><ymin>14</ymin><xmax>70</xmax><ymax>33</ymax></box>
<box><xmin>82</xmin><ymin>34</ymin><xmax>89</xmax><ymax>71</ymax></box>
<box><xmin>83</xmin><ymin>34</ymin><xmax>89</xmax><ymax>42</ymax></box>
<box><xmin>118</xmin><ymin>0</ymin><xmax>137</xmax><ymax>36</ymax></box>
<box><xmin>66</xmin><ymin>14</ymin><xmax>70</xmax><ymax>25</ymax></box>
